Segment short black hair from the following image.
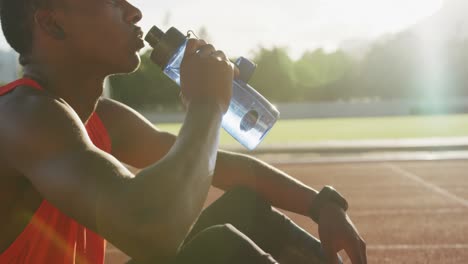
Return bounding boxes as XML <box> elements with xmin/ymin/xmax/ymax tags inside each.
<box><xmin>0</xmin><ymin>0</ymin><xmax>52</xmax><ymax>63</ymax></box>
<box><xmin>0</xmin><ymin>0</ymin><xmax>36</xmax><ymax>56</ymax></box>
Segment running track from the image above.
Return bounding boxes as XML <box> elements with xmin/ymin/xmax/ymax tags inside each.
<box><xmin>105</xmin><ymin>159</ymin><xmax>468</xmax><ymax>263</ymax></box>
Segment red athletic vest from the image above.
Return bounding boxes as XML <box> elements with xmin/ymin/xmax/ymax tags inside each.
<box><xmin>0</xmin><ymin>78</ymin><xmax>109</xmax><ymax>264</ymax></box>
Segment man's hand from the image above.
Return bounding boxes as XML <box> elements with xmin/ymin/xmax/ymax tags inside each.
<box><xmin>180</xmin><ymin>39</ymin><xmax>235</xmax><ymax>113</ymax></box>
<box><xmin>318</xmin><ymin>203</ymin><xmax>367</xmax><ymax>264</ymax></box>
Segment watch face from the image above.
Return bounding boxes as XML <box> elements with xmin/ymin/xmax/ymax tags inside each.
<box><xmin>309</xmin><ymin>186</ymin><xmax>349</xmax><ymax>223</ymax></box>
<box><xmin>326</xmin><ymin>187</ymin><xmax>348</xmax><ymax>211</ymax></box>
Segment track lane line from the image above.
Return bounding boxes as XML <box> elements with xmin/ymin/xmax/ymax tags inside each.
<box><xmin>368</xmin><ymin>244</ymin><xmax>468</xmax><ymax>250</ymax></box>
<box><xmin>104</xmin><ymin>244</ymin><xmax>468</xmax><ymax>254</ymax></box>
<box><xmin>382</xmin><ymin>163</ymin><xmax>468</xmax><ymax>209</ymax></box>
<box><xmin>351</xmin><ymin>208</ymin><xmax>466</xmax><ymax>216</ymax></box>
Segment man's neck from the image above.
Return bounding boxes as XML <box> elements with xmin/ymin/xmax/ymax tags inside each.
<box><xmin>23</xmin><ymin>63</ymin><xmax>105</xmax><ymax>123</ymax></box>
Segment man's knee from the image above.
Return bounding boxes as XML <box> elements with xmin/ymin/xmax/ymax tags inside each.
<box><xmin>184</xmin><ymin>187</ymin><xmax>272</xmax><ymax>243</ymax></box>
<box><xmin>180</xmin><ymin>224</ymin><xmax>277</xmax><ymax>264</ymax></box>
<box><xmin>217</xmin><ymin>186</ymin><xmax>271</xmax><ymax>210</ymax></box>
<box><xmin>194</xmin><ymin>224</ymin><xmax>240</xmax><ymax>242</ymax></box>
<box><xmin>180</xmin><ymin>225</ymin><xmax>256</xmax><ymax>258</ymax></box>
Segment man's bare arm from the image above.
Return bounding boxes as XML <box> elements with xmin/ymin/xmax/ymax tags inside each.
<box><xmin>0</xmin><ymin>90</ymin><xmax>222</xmax><ymax>262</ymax></box>
<box><xmin>86</xmin><ymin>105</ymin><xmax>312</xmax><ymax>228</ymax></box>
<box><xmin>99</xmin><ymin>98</ymin><xmax>318</xmax><ymax>215</ymax></box>
<box><xmin>103</xmin><ymin>98</ymin><xmax>367</xmax><ymax>264</ymax></box>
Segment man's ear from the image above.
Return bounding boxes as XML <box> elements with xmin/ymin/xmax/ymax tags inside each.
<box><xmin>34</xmin><ymin>9</ymin><xmax>67</xmax><ymax>40</ymax></box>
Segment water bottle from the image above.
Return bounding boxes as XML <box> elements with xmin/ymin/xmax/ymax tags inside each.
<box><xmin>145</xmin><ymin>26</ymin><xmax>280</xmax><ymax>150</ymax></box>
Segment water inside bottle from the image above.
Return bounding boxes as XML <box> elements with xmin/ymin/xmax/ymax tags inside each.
<box><xmin>222</xmin><ymin>81</ymin><xmax>277</xmax><ymax>149</ymax></box>
<box><xmin>163</xmin><ymin>40</ymin><xmax>188</xmax><ymax>85</ymax></box>
<box><xmin>162</xmin><ymin>40</ymin><xmax>278</xmax><ymax>150</ymax></box>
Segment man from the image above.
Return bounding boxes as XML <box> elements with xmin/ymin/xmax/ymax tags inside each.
<box><xmin>0</xmin><ymin>0</ymin><xmax>367</xmax><ymax>263</ymax></box>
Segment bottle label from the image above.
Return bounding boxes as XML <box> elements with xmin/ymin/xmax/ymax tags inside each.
<box><xmin>240</xmin><ymin>110</ymin><xmax>259</xmax><ymax>132</ymax></box>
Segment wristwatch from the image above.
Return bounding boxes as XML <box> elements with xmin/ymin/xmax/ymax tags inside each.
<box><xmin>309</xmin><ymin>186</ymin><xmax>349</xmax><ymax>223</ymax></box>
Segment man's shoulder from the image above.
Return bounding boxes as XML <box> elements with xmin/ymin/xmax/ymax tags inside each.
<box><xmin>0</xmin><ymin>86</ymin><xmax>42</xmax><ymax>126</ymax></box>
<box><xmin>96</xmin><ymin>97</ymin><xmax>153</xmax><ymax>131</ymax></box>
<box><xmin>0</xmin><ymin>86</ymin><xmax>87</xmax><ymax>159</ymax></box>
<box><xmin>95</xmin><ymin>97</ymin><xmax>176</xmax><ymax>166</ymax></box>
<box><xmin>96</xmin><ymin>97</ymin><xmax>141</xmax><ymax>118</ymax></box>
<box><xmin>0</xmin><ymin>84</ymin><xmax>39</xmax><ymax>106</ymax></box>
<box><xmin>0</xmin><ymin>85</ymin><xmax>71</xmax><ymax>127</ymax></box>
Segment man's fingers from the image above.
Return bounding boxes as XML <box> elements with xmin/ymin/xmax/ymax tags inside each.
<box><xmin>325</xmin><ymin>251</ymin><xmax>340</xmax><ymax>264</ymax></box>
<box><xmin>196</xmin><ymin>44</ymin><xmax>216</xmax><ymax>57</ymax></box>
<box><xmin>322</xmin><ymin>243</ymin><xmax>340</xmax><ymax>264</ymax></box>
<box><xmin>184</xmin><ymin>39</ymin><xmax>207</xmax><ymax>56</ymax></box>
<box><xmin>319</xmin><ymin>217</ymin><xmax>340</xmax><ymax>264</ymax></box>
<box><xmin>211</xmin><ymin>50</ymin><xmax>227</xmax><ymax>60</ymax></box>
<box><xmin>234</xmin><ymin>65</ymin><xmax>240</xmax><ymax>78</ymax></box>
<box><xmin>345</xmin><ymin>238</ymin><xmax>366</xmax><ymax>264</ymax></box>
<box><xmin>179</xmin><ymin>91</ymin><xmax>188</xmax><ymax>104</ymax></box>
<box><xmin>360</xmin><ymin>239</ymin><xmax>368</xmax><ymax>264</ymax></box>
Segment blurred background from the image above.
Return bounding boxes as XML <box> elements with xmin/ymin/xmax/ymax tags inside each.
<box><xmin>2</xmin><ymin>0</ymin><xmax>468</xmax><ymax>263</ymax></box>
<box><xmin>2</xmin><ymin>0</ymin><xmax>467</xmax><ymax>146</ymax></box>
<box><xmin>127</xmin><ymin>0</ymin><xmax>468</xmax><ymax>146</ymax></box>
<box><xmin>0</xmin><ymin>1</ymin><xmax>466</xmax><ymax>125</ymax></box>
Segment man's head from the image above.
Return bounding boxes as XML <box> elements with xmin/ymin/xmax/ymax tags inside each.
<box><xmin>0</xmin><ymin>0</ymin><xmax>143</xmax><ymax>74</ymax></box>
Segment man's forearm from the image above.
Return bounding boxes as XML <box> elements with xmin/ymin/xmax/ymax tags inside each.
<box><xmin>128</xmin><ymin>101</ymin><xmax>223</xmax><ymax>259</ymax></box>
<box><xmin>212</xmin><ymin>151</ymin><xmax>319</xmax><ymax>216</ymax></box>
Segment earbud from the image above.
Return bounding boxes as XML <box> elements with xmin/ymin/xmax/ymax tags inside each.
<box><xmin>52</xmin><ymin>24</ymin><xmax>66</xmax><ymax>39</ymax></box>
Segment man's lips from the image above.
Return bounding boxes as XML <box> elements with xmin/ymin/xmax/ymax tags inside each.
<box><xmin>135</xmin><ymin>27</ymin><xmax>144</xmax><ymax>39</ymax></box>
<box><xmin>134</xmin><ymin>27</ymin><xmax>145</xmax><ymax>49</ymax></box>
<box><xmin>136</xmin><ymin>38</ymin><xmax>145</xmax><ymax>49</ymax></box>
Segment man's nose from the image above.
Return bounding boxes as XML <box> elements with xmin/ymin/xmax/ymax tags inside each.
<box><xmin>124</xmin><ymin>1</ymin><xmax>143</xmax><ymax>24</ymax></box>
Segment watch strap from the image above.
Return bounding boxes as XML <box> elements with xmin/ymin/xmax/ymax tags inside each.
<box><xmin>309</xmin><ymin>186</ymin><xmax>348</xmax><ymax>223</ymax></box>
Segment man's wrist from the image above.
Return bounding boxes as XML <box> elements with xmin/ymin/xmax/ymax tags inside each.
<box><xmin>188</xmin><ymin>98</ymin><xmax>225</xmax><ymax>114</ymax></box>
<box><xmin>309</xmin><ymin>186</ymin><xmax>349</xmax><ymax>223</ymax></box>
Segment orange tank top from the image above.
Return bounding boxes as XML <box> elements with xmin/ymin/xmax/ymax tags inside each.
<box><xmin>0</xmin><ymin>78</ymin><xmax>110</xmax><ymax>264</ymax></box>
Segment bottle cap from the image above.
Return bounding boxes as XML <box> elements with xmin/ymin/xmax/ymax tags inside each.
<box><xmin>145</xmin><ymin>26</ymin><xmax>187</xmax><ymax>68</ymax></box>
<box><xmin>235</xmin><ymin>57</ymin><xmax>257</xmax><ymax>83</ymax></box>
<box><xmin>145</xmin><ymin>26</ymin><xmax>165</xmax><ymax>48</ymax></box>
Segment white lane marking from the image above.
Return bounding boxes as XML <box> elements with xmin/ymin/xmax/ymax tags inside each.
<box><xmin>352</xmin><ymin>208</ymin><xmax>466</xmax><ymax>216</ymax></box>
<box><xmin>261</xmin><ymin>151</ymin><xmax>468</xmax><ymax>165</ymax></box>
<box><xmin>105</xmin><ymin>244</ymin><xmax>468</xmax><ymax>254</ymax></box>
<box><xmin>369</xmin><ymin>244</ymin><xmax>468</xmax><ymax>250</ymax></box>
<box><xmin>383</xmin><ymin>163</ymin><xmax>468</xmax><ymax>209</ymax></box>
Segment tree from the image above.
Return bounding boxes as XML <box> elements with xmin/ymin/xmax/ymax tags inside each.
<box><xmin>196</xmin><ymin>26</ymin><xmax>212</xmax><ymax>43</ymax></box>
<box><xmin>249</xmin><ymin>47</ymin><xmax>297</xmax><ymax>102</ymax></box>
<box><xmin>294</xmin><ymin>49</ymin><xmax>355</xmax><ymax>101</ymax></box>
<box><xmin>109</xmin><ymin>50</ymin><xmax>180</xmax><ymax>110</ymax></box>
<box><xmin>356</xmin><ymin>31</ymin><xmax>468</xmax><ymax>101</ymax></box>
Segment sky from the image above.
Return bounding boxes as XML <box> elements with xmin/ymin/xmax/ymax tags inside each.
<box><xmin>0</xmin><ymin>0</ymin><xmax>444</xmax><ymax>59</ymax></box>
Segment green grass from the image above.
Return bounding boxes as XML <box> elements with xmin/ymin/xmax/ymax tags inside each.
<box><xmin>156</xmin><ymin>114</ymin><xmax>468</xmax><ymax>146</ymax></box>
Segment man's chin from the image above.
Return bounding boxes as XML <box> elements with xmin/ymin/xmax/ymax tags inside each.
<box><xmin>127</xmin><ymin>60</ymin><xmax>141</xmax><ymax>74</ymax></box>
<box><xmin>111</xmin><ymin>56</ymin><xmax>141</xmax><ymax>75</ymax></box>
<box><xmin>128</xmin><ymin>53</ymin><xmax>142</xmax><ymax>72</ymax></box>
